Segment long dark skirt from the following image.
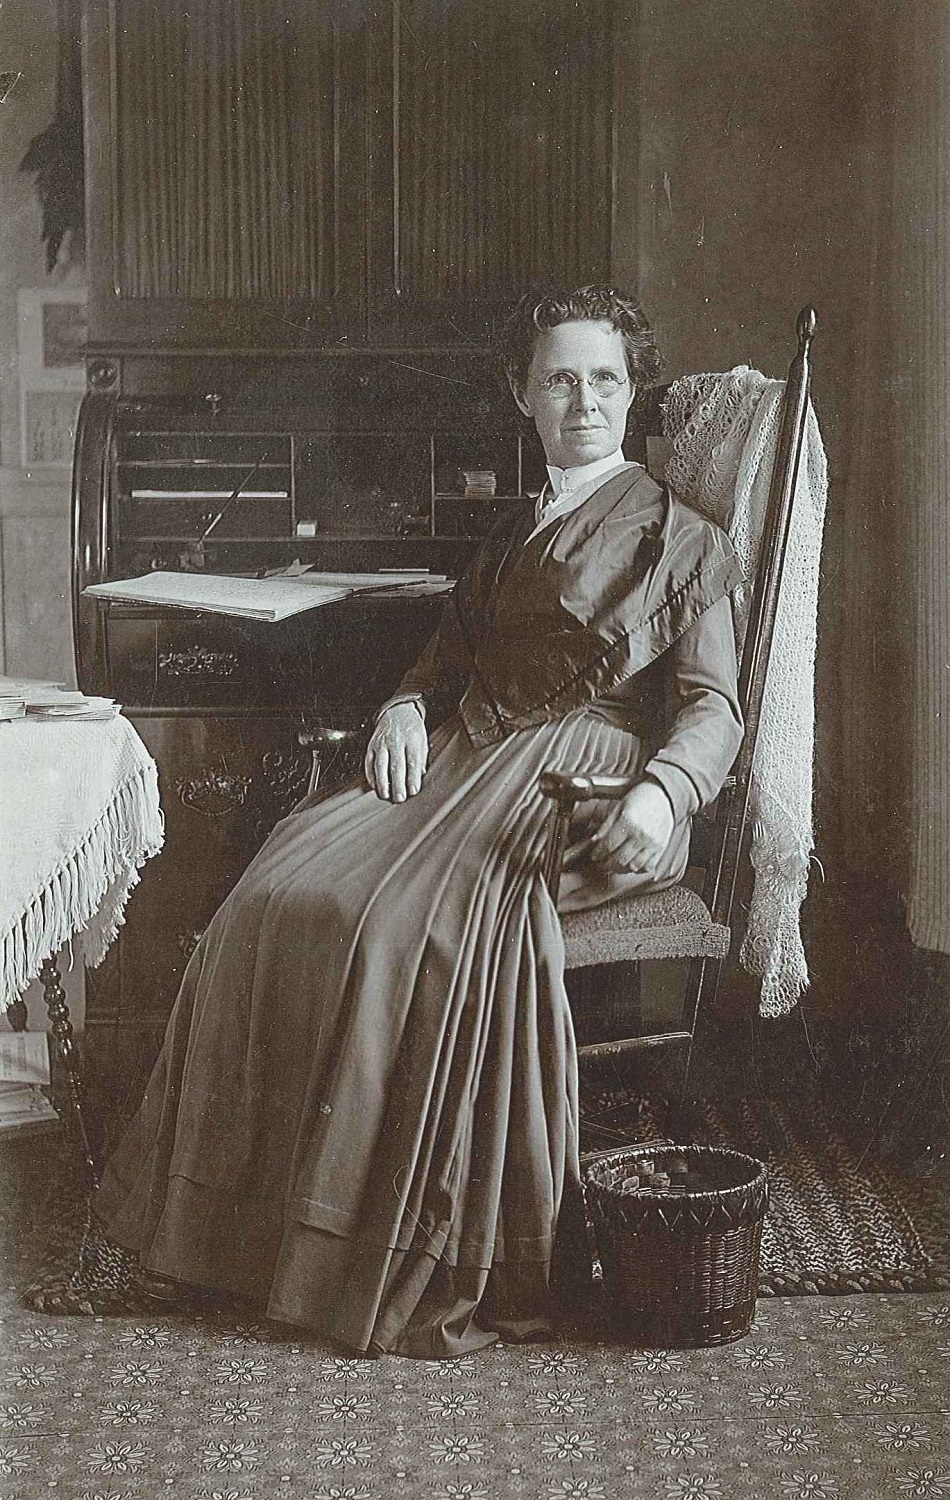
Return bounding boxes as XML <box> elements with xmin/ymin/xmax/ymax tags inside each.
<box><xmin>94</xmin><ymin>708</ymin><xmax>687</xmax><ymax>1357</ymax></box>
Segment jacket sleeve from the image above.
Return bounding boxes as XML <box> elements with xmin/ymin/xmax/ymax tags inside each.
<box><xmin>380</xmin><ymin>588</ymin><xmax>476</xmax><ymax>726</ymax></box>
<box><xmin>376</xmin><ymin>508</ymin><xmax>525</xmax><ymax>727</ymax></box>
<box><xmin>638</xmin><ymin>595</ymin><xmax>744</xmax><ymax>824</ymax></box>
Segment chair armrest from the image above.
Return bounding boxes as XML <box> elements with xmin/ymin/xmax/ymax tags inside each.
<box><xmin>538</xmin><ymin>771</ymin><xmax>638</xmax><ymax>899</ymax></box>
<box><xmin>540</xmin><ymin>770</ymin><xmax>738</xmax><ymax>805</ymax></box>
<box><xmin>298</xmin><ymin>725</ymin><xmax>366</xmax><ymax>751</ymax></box>
<box><xmin>538</xmin><ymin>769</ymin><xmax>739</xmax><ymax>899</ymax></box>
<box><xmin>298</xmin><ymin>721</ymin><xmax>369</xmax><ymax>797</ymax></box>
<box><xmin>539</xmin><ymin>771</ymin><xmax>637</xmax><ymax>807</ymax></box>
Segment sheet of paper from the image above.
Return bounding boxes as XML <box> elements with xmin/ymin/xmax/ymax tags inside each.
<box><xmin>292</xmin><ymin>570</ymin><xmax>446</xmax><ymax>589</ymax></box>
<box><xmin>84</xmin><ymin>572</ymin><xmax>353</xmax><ymax>621</ymax></box>
<box><xmin>0</xmin><ymin>677</ymin><xmax>84</xmax><ymax>704</ymax></box>
<box><xmin>0</xmin><ymin>676</ymin><xmax>69</xmax><ymax>693</ymax></box>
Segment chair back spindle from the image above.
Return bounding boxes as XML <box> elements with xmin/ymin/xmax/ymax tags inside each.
<box><xmin>704</xmin><ymin>307</ymin><xmax>816</xmax><ymax>930</ymax></box>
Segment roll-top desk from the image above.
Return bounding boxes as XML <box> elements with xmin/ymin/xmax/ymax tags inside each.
<box><xmin>73</xmin><ymin>368</ymin><xmax>548</xmax><ymax>1110</ymax></box>
<box><xmin>70</xmin><ymin>0</ymin><xmax>633</xmax><ymax>1109</ymax></box>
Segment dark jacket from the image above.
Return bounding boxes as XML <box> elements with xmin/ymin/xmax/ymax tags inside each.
<box><xmin>396</xmin><ymin>467</ymin><xmax>743</xmax><ymax>754</ymax></box>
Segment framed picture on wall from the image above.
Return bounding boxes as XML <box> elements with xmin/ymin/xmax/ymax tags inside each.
<box><xmin>17</xmin><ymin>287</ymin><xmax>87</xmax><ymax>468</ymax></box>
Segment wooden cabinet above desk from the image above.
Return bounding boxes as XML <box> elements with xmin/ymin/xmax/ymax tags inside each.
<box><xmin>82</xmin><ymin>0</ymin><xmax>626</xmax><ymax>357</ymax></box>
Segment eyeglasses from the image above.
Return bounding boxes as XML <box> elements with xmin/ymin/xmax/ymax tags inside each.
<box><xmin>534</xmin><ymin>370</ymin><xmax>630</xmax><ymax>402</ymax></box>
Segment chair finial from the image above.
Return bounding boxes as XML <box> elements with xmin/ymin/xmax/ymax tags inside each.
<box><xmin>797</xmin><ymin>306</ymin><xmax>817</xmax><ymax>355</ymax></box>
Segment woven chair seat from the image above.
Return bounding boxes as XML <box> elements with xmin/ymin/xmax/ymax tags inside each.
<box><xmin>562</xmin><ymin>882</ymin><xmax>730</xmax><ymax>970</ymax></box>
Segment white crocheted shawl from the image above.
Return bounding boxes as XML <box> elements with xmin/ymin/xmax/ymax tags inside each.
<box><xmin>662</xmin><ymin>366</ymin><xmax>828</xmax><ymax>1017</ymax></box>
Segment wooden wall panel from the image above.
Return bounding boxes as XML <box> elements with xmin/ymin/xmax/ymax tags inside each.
<box><xmin>892</xmin><ymin>1</ymin><xmax>950</xmax><ymax>954</ymax></box>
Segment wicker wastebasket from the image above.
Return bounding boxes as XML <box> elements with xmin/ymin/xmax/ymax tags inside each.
<box><xmin>584</xmin><ymin>1144</ymin><xmax>769</xmax><ymax>1348</ymax></box>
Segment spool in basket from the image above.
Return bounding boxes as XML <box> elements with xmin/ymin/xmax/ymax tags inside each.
<box><xmin>584</xmin><ymin>1144</ymin><xmax>769</xmax><ymax>1347</ymax></box>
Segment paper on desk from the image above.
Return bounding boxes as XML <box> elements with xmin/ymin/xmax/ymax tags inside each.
<box><xmin>84</xmin><ymin>571</ymin><xmax>354</xmax><ymax>621</ymax></box>
<box><xmin>265</xmin><ymin>560</ymin><xmax>312</xmax><ymax>577</ymax></box>
<box><xmin>268</xmin><ymin>566</ymin><xmax>446</xmax><ymax>588</ymax></box>
<box><xmin>0</xmin><ymin>1031</ymin><xmax>51</xmax><ymax>1084</ymax></box>
<box><xmin>371</xmin><ymin>577</ymin><xmax>455</xmax><ymax>596</ymax></box>
<box><xmin>0</xmin><ymin>677</ymin><xmax>83</xmax><ymax>703</ymax></box>
<box><xmin>0</xmin><ymin>1082</ymin><xmax>57</xmax><ymax>1118</ymax></box>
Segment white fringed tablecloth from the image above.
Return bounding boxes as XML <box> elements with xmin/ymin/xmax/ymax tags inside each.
<box><xmin>0</xmin><ymin>715</ymin><xmax>164</xmax><ymax>1012</ymax></box>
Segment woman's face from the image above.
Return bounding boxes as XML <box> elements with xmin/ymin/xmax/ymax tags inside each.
<box><xmin>512</xmin><ymin>319</ymin><xmax>635</xmax><ymax>470</ymax></box>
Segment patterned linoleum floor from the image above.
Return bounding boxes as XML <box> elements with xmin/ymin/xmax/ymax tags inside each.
<box><xmin>3</xmin><ymin>1140</ymin><xmax>950</xmax><ymax>1498</ymax></box>
<box><xmin>2</xmin><ymin>1295</ymin><xmax>950</xmax><ymax>1498</ymax></box>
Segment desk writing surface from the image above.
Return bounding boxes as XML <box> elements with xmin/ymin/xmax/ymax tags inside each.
<box><xmin>85</xmin><ymin>568</ymin><xmax>452</xmax><ymax>622</ymax></box>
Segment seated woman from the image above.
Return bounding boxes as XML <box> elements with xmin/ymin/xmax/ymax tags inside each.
<box><xmin>29</xmin><ymin>286</ymin><xmax>743</xmax><ymax>1358</ymax></box>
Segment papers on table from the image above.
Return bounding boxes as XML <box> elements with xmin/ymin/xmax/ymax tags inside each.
<box><xmin>367</xmin><ymin>577</ymin><xmax>455</xmax><ymax>597</ymax></box>
<box><xmin>0</xmin><ymin>677</ymin><xmax>119</xmax><ymax>722</ymax></box>
<box><xmin>83</xmin><ymin>568</ymin><xmax>453</xmax><ymax>622</ymax></box>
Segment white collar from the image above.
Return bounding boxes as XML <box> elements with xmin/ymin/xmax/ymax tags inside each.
<box><xmin>527</xmin><ymin>451</ymin><xmax>639</xmax><ymax>544</ymax></box>
<box><xmin>545</xmin><ymin>447</ymin><xmax>627</xmax><ymax>500</ymax></box>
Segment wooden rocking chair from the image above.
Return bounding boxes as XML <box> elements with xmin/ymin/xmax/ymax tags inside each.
<box><xmin>539</xmin><ymin>307</ymin><xmax>818</xmax><ymax>1145</ymax></box>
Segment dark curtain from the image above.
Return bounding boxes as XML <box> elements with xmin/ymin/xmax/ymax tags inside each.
<box><xmin>834</xmin><ymin>0</ymin><xmax>950</xmax><ymax>955</ymax></box>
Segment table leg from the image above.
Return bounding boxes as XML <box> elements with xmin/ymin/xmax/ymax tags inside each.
<box><xmin>38</xmin><ymin>958</ymin><xmax>100</xmax><ymax>1186</ymax></box>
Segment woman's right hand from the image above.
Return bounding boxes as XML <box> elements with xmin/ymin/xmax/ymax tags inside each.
<box><xmin>364</xmin><ymin>701</ymin><xmax>429</xmax><ymax>802</ymax></box>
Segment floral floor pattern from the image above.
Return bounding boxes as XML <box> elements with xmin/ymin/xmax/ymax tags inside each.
<box><xmin>1</xmin><ymin>1295</ymin><xmax>950</xmax><ymax>1499</ymax></box>
<box><xmin>3</xmin><ymin>1134</ymin><xmax>950</xmax><ymax>1499</ymax></box>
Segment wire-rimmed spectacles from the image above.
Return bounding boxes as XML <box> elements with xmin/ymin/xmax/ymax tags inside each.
<box><xmin>535</xmin><ymin>370</ymin><xmax>630</xmax><ymax>402</ymax></box>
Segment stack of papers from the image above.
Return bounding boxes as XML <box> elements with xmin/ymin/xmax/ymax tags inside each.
<box><xmin>83</xmin><ymin>569</ymin><xmax>452</xmax><ymax>623</ymax></box>
<box><xmin>0</xmin><ymin>677</ymin><xmax>118</xmax><ymax>721</ymax></box>
<box><xmin>462</xmin><ymin>468</ymin><xmax>498</xmax><ymax>497</ymax></box>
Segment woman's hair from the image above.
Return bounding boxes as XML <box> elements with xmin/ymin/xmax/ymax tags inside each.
<box><xmin>498</xmin><ymin>285</ymin><xmax>662</xmax><ymax>393</ymax></box>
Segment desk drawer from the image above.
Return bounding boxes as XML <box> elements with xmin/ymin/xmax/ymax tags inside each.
<box><xmin>102</xmin><ymin>595</ymin><xmax>444</xmax><ymax>710</ymax></box>
<box><xmin>106</xmin><ymin>615</ymin><xmax>270</xmax><ymax>707</ymax></box>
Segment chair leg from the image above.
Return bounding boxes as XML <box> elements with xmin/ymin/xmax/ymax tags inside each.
<box><xmin>39</xmin><ymin>959</ymin><xmax>100</xmax><ymax>1186</ymax></box>
<box><xmin>663</xmin><ymin>954</ymin><xmax>725</xmax><ymax>1142</ymax></box>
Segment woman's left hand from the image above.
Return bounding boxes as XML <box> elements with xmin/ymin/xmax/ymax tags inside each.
<box><xmin>585</xmin><ymin>780</ymin><xmax>676</xmax><ymax>876</ymax></box>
